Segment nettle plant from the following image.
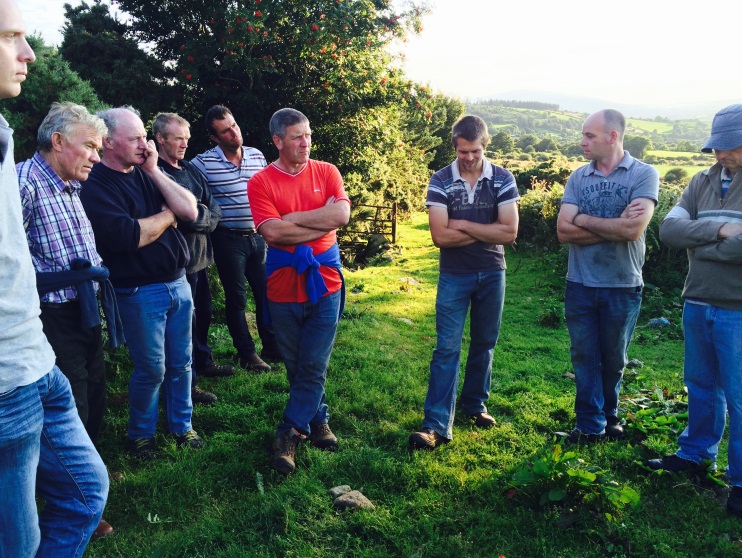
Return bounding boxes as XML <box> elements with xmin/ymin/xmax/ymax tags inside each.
<box><xmin>508</xmin><ymin>444</ymin><xmax>640</xmax><ymax>523</ymax></box>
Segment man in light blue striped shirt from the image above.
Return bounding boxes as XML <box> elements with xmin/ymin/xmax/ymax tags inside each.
<box><xmin>192</xmin><ymin>105</ymin><xmax>279</xmax><ymax>372</ymax></box>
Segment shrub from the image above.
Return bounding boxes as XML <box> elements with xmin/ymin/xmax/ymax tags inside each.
<box><xmin>518</xmin><ymin>179</ymin><xmax>564</xmax><ymax>251</ymax></box>
<box><xmin>643</xmin><ymin>183</ymin><xmax>688</xmax><ymax>295</ymax></box>
<box><xmin>664</xmin><ymin>168</ymin><xmax>689</xmax><ymax>184</ymax></box>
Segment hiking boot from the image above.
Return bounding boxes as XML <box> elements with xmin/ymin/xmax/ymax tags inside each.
<box><xmin>409</xmin><ymin>427</ymin><xmax>449</xmax><ymax>450</ymax></box>
<box><xmin>260</xmin><ymin>348</ymin><xmax>283</xmax><ymax>363</ymax></box>
<box><xmin>197</xmin><ymin>362</ymin><xmax>235</xmax><ymax>377</ymax></box>
<box><xmin>240</xmin><ymin>352</ymin><xmax>271</xmax><ymax>373</ymax></box>
<box><xmin>728</xmin><ymin>487</ymin><xmax>742</xmax><ymax>518</ymax></box>
<box><xmin>605</xmin><ymin>415</ymin><xmax>626</xmax><ymax>440</ymax></box>
<box><xmin>125</xmin><ymin>437</ymin><xmax>158</xmax><ymax>460</ymax></box>
<box><xmin>271</xmin><ymin>428</ymin><xmax>306</xmax><ymax>475</ymax></box>
<box><xmin>646</xmin><ymin>454</ymin><xmax>699</xmax><ymax>472</ymax></box>
<box><xmin>309</xmin><ymin>422</ymin><xmax>338</xmax><ymax>451</ymax></box>
<box><xmin>191</xmin><ymin>386</ymin><xmax>218</xmax><ymax>405</ymax></box>
<box><xmin>470</xmin><ymin>412</ymin><xmax>496</xmax><ymax>429</ymax></box>
<box><xmin>556</xmin><ymin>428</ymin><xmax>605</xmax><ymax>446</ymax></box>
<box><xmin>175</xmin><ymin>429</ymin><xmax>205</xmax><ymax>449</ymax></box>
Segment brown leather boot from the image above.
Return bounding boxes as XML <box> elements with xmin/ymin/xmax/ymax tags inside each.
<box><xmin>271</xmin><ymin>428</ymin><xmax>305</xmax><ymax>475</ymax></box>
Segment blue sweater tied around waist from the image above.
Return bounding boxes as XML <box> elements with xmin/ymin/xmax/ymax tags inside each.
<box><xmin>35</xmin><ymin>257</ymin><xmax>125</xmax><ymax>348</ymax></box>
<box><xmin>264</xmin><ymin>243</ymin><xmax>345</xmax><ymax>323</ymax></box>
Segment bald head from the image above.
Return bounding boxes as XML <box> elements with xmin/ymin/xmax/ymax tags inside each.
<box><xmin>601</xmin><ymin>109</ymin><xmax>625</xmax><ymax>141</ymax></box>
<box><xmin>99</xmin><ymin>106</ymin><xmax>149</xmax><ymax>172</ymax></box>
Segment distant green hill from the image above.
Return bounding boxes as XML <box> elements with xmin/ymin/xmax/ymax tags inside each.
<box><xmin>467</xmin><ymin>101</ymin><xmax>710</xmax><ymax>151</ymax></box>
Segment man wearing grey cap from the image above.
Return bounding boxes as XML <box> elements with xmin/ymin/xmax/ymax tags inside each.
<box><xmin>648</xmin><ymin>104</ymin><xmax>742</xmax><ymax>518</ymax></box>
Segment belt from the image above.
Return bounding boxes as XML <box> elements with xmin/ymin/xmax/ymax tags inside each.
<box><xmin>215</xmin><ymin>227</ymin><xmax>257</xmax><ymax>237</ymax></box>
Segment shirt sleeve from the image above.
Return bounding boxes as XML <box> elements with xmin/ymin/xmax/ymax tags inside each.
<box><xmin>659</xmin><ymin>173</ymin><xmax>721</xmax><ymax>249</ymax></box>
<box><xmin>248</xmin><ymin>171</ymin><xmax>280</xmax><ymax>231</ymax></box>
<box><xmin>80</xmin><ymin>176</ymin><xmax>142</xmax><ymax>255</ymax></box>
<box><xmin>325</xmin><ymin>163</ymin><xmax>349</xmax><ymax>204</ymax></box>
<box><xmin>629</xmin><ymin>164</ymin><xmax>660</xmax><ymax>203</ymax></box>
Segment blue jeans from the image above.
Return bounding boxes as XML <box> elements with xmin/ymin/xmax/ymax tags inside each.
<box><xmin>211</xmin><ymin>229</ymin><xmax>278</xmax><ymax>358</ymax></box>
<box><xmin>423</xmin><ymin>270</ymin><xmax>505</xmax><ymax>440</ymax></box>
<box><xmin>0</xmin><ymin>366</ymin><xmax>108</xmax><ymax>558</ymax></box>
<box><xmin>564</xmin><ymin>281</ymin><xmax>642</xmax><ymax>435</ymax></box>
<box><xmin>115</xmin><ymin>277</ymin><xmax>194</xmax><ymax>439</ymax></box>
<box><xmin>269</xmin><ymin>290</ymin><xmax>341</xmax><ymax>436</ymax></box>
<box><xmin>677</xmin><ymin>302</ymin><xmax>742</xmax><ymax>486</ymax></box>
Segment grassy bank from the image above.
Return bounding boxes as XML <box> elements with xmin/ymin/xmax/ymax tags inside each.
<box><xmin>89</xmin><ymin>213</ymin><xmax>740</xmax><ymax>558</ymax></box>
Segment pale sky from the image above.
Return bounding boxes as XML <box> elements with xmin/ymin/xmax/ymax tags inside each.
<box><xmin>19</xmin><ymin>0</ymin><xmax>742</xmax><ymax>109</ymax></box>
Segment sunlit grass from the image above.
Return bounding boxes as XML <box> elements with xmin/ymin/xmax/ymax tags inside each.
<box><xmin>87</xmin><ymin>213</ymin><xmax>740</xmax><ymax>558</ymax></box>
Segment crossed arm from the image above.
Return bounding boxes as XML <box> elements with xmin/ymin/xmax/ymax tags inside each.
<box><xmin>556</xmin><ymin>198</ymin><xmax>655</xmax><ymax>245</ymax></box>
<box><xmin>258</xmin><ymin>197</ymin><xmax>351</xmax><ymax>246</ymax></box>
<box><xmin>137</xmin><ymin>140</ymin><xmax>198</xmax><ymax>248</ymax></box>
<box><xmin>428</xmin><ymin>201</ymin><xmax>519</xmax><ymax>248</ymax></box>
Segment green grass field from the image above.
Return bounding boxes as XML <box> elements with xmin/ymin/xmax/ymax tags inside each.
<box><xmin>86</xmin><ymin>214</ymin><xmax>741</xmax><ymax>557</ymax></box>
<box><xmin>654</xmin><ymin>164</ymin><xmax>710</xmax><ymax>180</ymax></box>
<box><xmin>627</xmin><ymin>119</ymin><xmax>674</xmax><ymax>134</ymax></box>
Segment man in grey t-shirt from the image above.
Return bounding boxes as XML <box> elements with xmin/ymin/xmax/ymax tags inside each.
<box><xmin>555</xmin><ymin>109</ymin><xmax>659</xmax><ymax>445</ymax></box>
<box><xmin>0</xmin><ymin>1</ymin><xmax>107</xmax><ymax>554</ymax></box>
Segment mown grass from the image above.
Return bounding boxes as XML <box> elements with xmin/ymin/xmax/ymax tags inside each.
<box><xmin>627</xmin><ymin>120</ymin><xmax>674</xmax><ymax>134</ymax></box>
<box><xmin>89</xmin><ymin>213</ymin><xmax>742</xmax><ymax>558</ymax></box>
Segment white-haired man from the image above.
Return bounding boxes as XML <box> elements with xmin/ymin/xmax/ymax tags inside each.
<box><xmin>81</xmin><ymin>106</ymin><xmax>203</xmax><ymax>459</ymax></box>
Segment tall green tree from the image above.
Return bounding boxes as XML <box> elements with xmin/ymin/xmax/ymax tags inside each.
<box><xmin>623</xmin><ymin>134</ymin><xmax>653</xmax><ymax>159</ymax></box>
<box><xmin>2</xmin><ymin>35</ymin><xmax>104</xmax><ymax>161</ymax></box>
<box><xmin>107</xmin><ymin>0</ymin><xmax>451</xmax><ymax>207</ymax></box>
<box><xmin>491</xmin><ymin>131</ymin><xmax>515</xmax><ymax>154</ymax></box>
<box><xmin>59</xmin><ymin>1</ymin><xmax>173</xmax><ymax>122</ymax></box>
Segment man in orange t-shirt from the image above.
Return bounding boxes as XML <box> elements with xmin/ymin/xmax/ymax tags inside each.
<box><xmin>249</xmin><ymin>108</ymin><xmax>350</xmax><ymax>475</ymax></box>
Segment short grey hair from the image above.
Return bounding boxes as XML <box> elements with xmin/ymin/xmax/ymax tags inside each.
<box><xmin>269</xmin><ymin>108</ymin><xmax>309</xmax><ymax>139</ymax></box>
<box><xmin>97</xmin><ymin>105</ymin><xmax>141</xmax><ymax>138</ymax></box>
<box><xmin>602</xmin><ymin>109</ymin><xmax>626</xmax><ymax>140</ymax></box>
<box><xmin>37</xmin><ymin>102</ymin><xmax>107</xmax><ymax>152</ymax></box>
<box><xmin>152</xmin><ymin>112</ymin><xmax>190</xmax><ymax>138</ymax></box>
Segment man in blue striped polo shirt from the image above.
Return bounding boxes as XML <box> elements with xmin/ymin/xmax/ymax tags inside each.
<box><xmin>192</xmin><ymin>105</ymin><xmax>279</xmax><ymax>372</ymax></box>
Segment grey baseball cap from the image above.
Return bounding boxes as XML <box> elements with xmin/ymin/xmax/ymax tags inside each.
<box><xmin>702</xmin><ymin>104</ymin><xmax>742</xmax><ymax>153</ymax></box>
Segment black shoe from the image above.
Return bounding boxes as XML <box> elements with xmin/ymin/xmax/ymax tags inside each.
<box><xmin>309</xmin><ymin>422</ymin><xmax>338</xmax><ymax>451</ymax></box>
<box><xmin>605</xmin><ymin>416</ymin><xmax>626</xmax><ymax>440</ymax></box>
<box><xmin>175</xmin><ymin>429</ymin><xmax>205</xmax><ymax>449</ymax></box>
<box><xmin>728</xmin><ymin>487</ymin><xmax>742</xmax><ymax>518</ymax></box>
<box><xmin>470</xmin><ymin>412</ymin><xmax>496</xmax><ymax>428</ymax></box>
<box><xmin>646</xmin><ymin>454</ymin><xmax>699</xmax><ymax>472</ymax></box>
<box><xmin>197</xmin><ymin>362</ymin><xmax>235</xmax><ymax>377</ymax></box>
<box><xmin>125</xmin><ymin>437</ymin><xmax>158</xmax><ymax>460</ymax></box>
<box><xmin>271</xmin><ymin>428</ymin><xmax>306</xmax><ymax>475</ymax></box>
<box><xmin>240</xmin><ymin>352</ymin><xmax>271</xmax><ymax>373</ymax></box>
<box><xmin>556</xmin><ymin>428</ymin><xmax>605</xmax><ymax>446</ymax></box>
<box><xmin>409</xmin><ymin>427</ymin><xmax>449</xmax><ymax>450</ymax></box>
<box><xmin>260</xmin><ymin>348</ymin><xmax>282</xmax><ymax>363</ymax></box>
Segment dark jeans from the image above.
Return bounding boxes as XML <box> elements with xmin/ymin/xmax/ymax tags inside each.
<box><xmin>186</xmin><ymin>268</ymin><xmax>214</xmax><ymax>377</ymax></box>
<box><xmin>269</xmin><ymin>290</ymin><xmax>342</xmax><ymax>436</ymax></box>
<box><xmin>564</xmin><ymin>281</ymin><xmax>642</xmax><ymax>435</ymax></box>
<box><xmin>39</xmin><ymin>303</ymin><xmax>106</xmax><ymax>446</ymax></box>
<box><xmin>211</xmin><ymin>228</ymin><xmax>278</xmax><ymax>358</ymax></box>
